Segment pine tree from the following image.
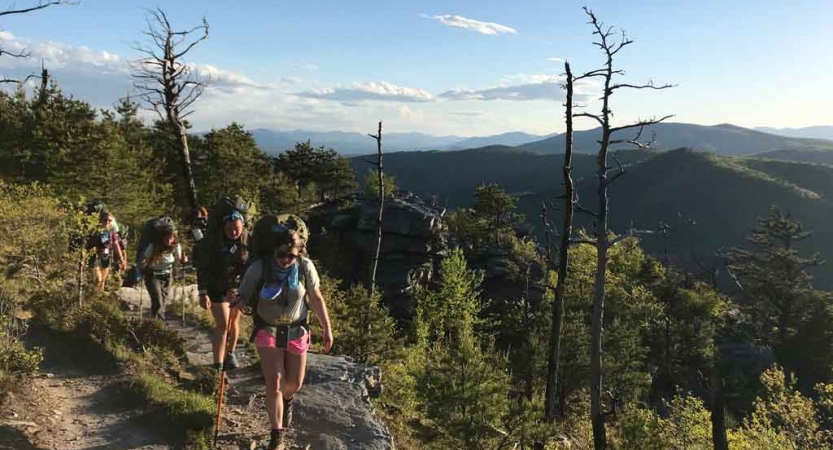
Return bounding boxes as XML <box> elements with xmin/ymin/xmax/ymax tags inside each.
<box><xmin>727</xmin><ymin>206</ymin><xmax>825</xmax><ymax>363</ymax></box>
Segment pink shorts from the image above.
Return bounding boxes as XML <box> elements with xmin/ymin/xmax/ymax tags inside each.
<box><xmin>254</xmin><ymin>328</ymin><xmax>310</xmax><ymax>355</ymax></box>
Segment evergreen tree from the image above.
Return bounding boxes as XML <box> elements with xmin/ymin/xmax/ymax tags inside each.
<box><xmin>727</xmin><ymin>206</ymin><xmax>825</xmax><ymax>366</ymax></box>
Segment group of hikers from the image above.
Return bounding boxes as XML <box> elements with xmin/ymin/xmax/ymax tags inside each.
<box><xmin>85</xmin><ymin>198</ymin><xmax>333</xmax><ymax>449</ymax></box>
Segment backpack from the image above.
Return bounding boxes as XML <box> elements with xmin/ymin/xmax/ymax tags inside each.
<box><xmin>206</xmin><ymin>195</ymin><xmax>254</xmax><ymax>236</ymax></box>
<box><xmin>85</xmin><ymin>199</ymin><xmax>106</xmax><ymax>216</ymax></box>
<box><xmin>135</xmin><ymin>216</ymin><xmax>175</xmax><ymax>267</ymax></box>
<box><xmin>250</xmin><ymin>214</ymin><xmax>309</xmax><ymax>260</ymax></box>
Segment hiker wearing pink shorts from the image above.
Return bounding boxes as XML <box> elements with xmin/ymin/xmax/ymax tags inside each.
<box><xmin>234</xmin><ymin>216</ymin><xmax>333</xmax><ymax>450</ymax></box>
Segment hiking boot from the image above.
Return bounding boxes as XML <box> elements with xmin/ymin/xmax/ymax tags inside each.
<box><xmin>267</xmin><ymin>428</ymin><xmax>284</xmax><ymax>450</ymax></box>
<box><xmin>223</xmin><ymin>352</ymin><xmax>239</xmax><ymax>371</ymax></box>
<box><xmin>282</xmin><ymin>396</ymin><xmax>293</xmax><ymax>428</ymax></box>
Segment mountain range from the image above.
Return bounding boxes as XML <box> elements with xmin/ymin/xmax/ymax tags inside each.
<box><xmin>248</xmin><ymin>128</ymin><xmax>548</xmax><ymax>155</ymax></box>
<box><xmin>755</xmin><ymin>126</ymin><xmax>833</xmax><ymax>141</ymax></box>
<box><xmin>348</xmin><ymin>131</ymin><xmax>833</xmax><ymax>287</ymax></box>
<box><xmin>516</xmin><ymin>123</ymin><xmax>833</xmax><ymax>156</ymax></box>
<box><xmin>249</xmin><ymin>123</ymin><xmax>833</xmax><ymax>159</ymax></box>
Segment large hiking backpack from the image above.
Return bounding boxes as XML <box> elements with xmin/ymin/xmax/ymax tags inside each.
<box><xmin>85</xmin><ymin>199</ymin><xmax>106</xmax><ymax>215</ymax></box>
<box><xmin>206</xmin><ymin>195</ymin><xmax>254</xmax><ymax>235</ymax></box>
<box><xmin>250</xmin><ymin>214</ymin><xmax>309</xmax><ymax>260</ymax></box>
<box><xmin>135</xmin><ymin>216</ymin><xmax>175</xmax><ymax>267</ymax></box>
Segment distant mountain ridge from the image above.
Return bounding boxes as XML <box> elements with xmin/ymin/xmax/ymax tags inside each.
<box><xmin>755</xmin><ymin>126</ymin><xmax>833</xmax><ymax>141</ymax></box>
<box><xmin>248</xmin><ymin>129</ymin><xmax>550</xmax><ymax>155</ymax></box>
<box><xmin>517</xmin><ymin>123</ymin><xmax>833</xmax><ymax>156</ymax></box>
<box><xmin>449</xmin><ymin>132</ymin><xmax>553</xmax><ymax>150</ymax></box>
<box><xmin>355</xmin><ymin>144</ymin><xmax>833</xmax><ymax>287</ymax></box>
<box><xmin>244</xmin><ymin>123</ymin><xmax>833</xmax><ymax>158</ymax></box>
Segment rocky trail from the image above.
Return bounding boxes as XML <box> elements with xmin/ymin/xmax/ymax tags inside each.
<box><xmin>1</xmin><ymin>283</ymin><xmax>392</xmax><ymax>450</ymax></box>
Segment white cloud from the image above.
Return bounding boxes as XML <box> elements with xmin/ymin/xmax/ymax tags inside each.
<box><xmin>190</xmin><ymin>63</ymin><xmax>268</xmax><ymax>91</ymax></box>
<box><xmin>293</xmin><ymin>81</ymin><xmax>434</xmax><ymax>104</ymax></box>
<box><xmin>0</xmin><ymin>34</ymin><xmax>573</xmax><ymax>136</ymax></box>
<box><xmin>440</xmin><ymin>75</ymin><xmax>565</xmax><ymax>101</ymax></box>
<box><xmin>439</xmin><ymin>74</ymin><xmax>599</xmax><ymax>102</ymax></box>
<box><xmin>421</xmin><ymin>14</ymin><xmax>517</xmax><ymax>35</ymax></box>
<box><xmin>288</xmin><ymin>62</ymin><xmax>319</xmax><ymax>72</ymax></box>
<box><xmin>280</xmin><ymin>76</ymin><xmax>302</xmax><ymax>85</ymax></box>
<box><xmin>547</xmin><ymin>57</ymin><xmax>566</xmax><ymax>63</ymax></box>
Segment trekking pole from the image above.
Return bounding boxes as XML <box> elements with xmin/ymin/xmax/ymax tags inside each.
<box><xmin>138</xmin><ymin>274</ymin><xmax>143</xmax><ymax>320</ymax></box>
<box><xmin>214</xmin><ymin>308</ymin><xmax>237</xmax><ymax>446</ymax></box>
<box><xmin>181</xmin><ymin>265</ymin><xmax>186</xmax><ymax>326</ymax></box>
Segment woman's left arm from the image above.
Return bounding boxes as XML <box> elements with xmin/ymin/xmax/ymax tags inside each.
<box><xmin>308</xmin><ymin>288</ymin><xmax>333</xmax><ymax>353</ymax></box>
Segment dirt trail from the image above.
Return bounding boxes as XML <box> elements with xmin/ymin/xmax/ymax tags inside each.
<box><xmin>1</xmin><ymin>327</ymin><xmax>180</xmax><ymax>450</ymax></box>
<box><xmin>2</xmin><ymin>284</ymin><xmax>392</xmax><ymax>450</ymax></box>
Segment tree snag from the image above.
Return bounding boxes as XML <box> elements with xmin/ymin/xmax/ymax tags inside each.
<box><xmin>131</xmin><ymin>8</ymin><xmax>209</xmax><ymax>212</ymax></box>
<box><xmin>573</xmin><ymin>7</ymin><xmax>674</xmax><ymax>449</ymax></box>
<box><xmin>367</xmin><ymin>121</ymin><xmax>384</xmax><ymax>297</ymax></box>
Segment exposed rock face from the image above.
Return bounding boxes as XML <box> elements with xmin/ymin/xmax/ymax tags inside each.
<box><xmin>306</xmin><ymin>192</ymin><xmax>447</xmax><ymax>318</ymax></box>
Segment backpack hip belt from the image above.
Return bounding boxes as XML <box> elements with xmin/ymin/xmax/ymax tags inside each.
<box><xmin>251</xmin><ymin>314</ymin><xmax>308</xmax><ymax>349</ymax></box>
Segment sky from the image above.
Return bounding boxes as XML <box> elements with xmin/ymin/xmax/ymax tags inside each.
<box><xmin>0</xmin><ymin>0</ymin><xmax>831</xmax><ymax>137</ymax></box>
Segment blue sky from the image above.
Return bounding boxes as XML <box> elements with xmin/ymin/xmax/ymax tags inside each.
<box><xmin>1</xmin><ymin>0</ymin><xmax>830</xmax><ymax>136</ymax></box>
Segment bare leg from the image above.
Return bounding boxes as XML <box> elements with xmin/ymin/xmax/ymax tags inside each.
<box><xmin>101</xmin><ymin>267</ymin><xmax>111</xmax><ymax>291</ymax></box>
<box><xmin>211</xmin><ymin>302</ymin><xmax>230</xmax><ymax>365</ymax></box>
<box><xmin>227</xmin><ymin>310</ymin><xmax>241</xmax><ymax>353</ymax></box>
<box><xmin>282</xmin><ymin>351</ymin><xmax>307</xmax><ymax>399</ymax></box>
<box><xmin>258</xmin><ymin>347</ymin><xmax>286</xmax><ymax>429</ymax></box>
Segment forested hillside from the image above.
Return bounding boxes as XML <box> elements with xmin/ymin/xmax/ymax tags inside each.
<box><xmin>3</xmin><ymin>3</ymin><xmax>833</xmax><ymax>450</ymax></box>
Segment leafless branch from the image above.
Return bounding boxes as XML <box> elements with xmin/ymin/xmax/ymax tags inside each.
<box><xmin>604</xmin><ymin>151</ymin><xmax>627</xmax><ymax>186</ymax></box>
<box><xmin>574</xmin><ymin>112</ymin><xmax>604</xmax><ymax>128</ymax></box>
<box><xmin>571</xmin><ymin>238</ymin><xmax>598</xmax><ymax>247</ymax></box>
<box><xmin>0</xmin><ymin>73</ymin><xmax>37</xmax><ymax>84</ymax></box>
<box><xmin>608</xmin><ymin>126</ymin><xmax>658</xmax><ymax>150</ymax></box>
<box><xmin>574</xmin><ymin>201</ymin><xmax>599</xmax><ymax>219</ymax></box>
<box><xmin>610</xmin><ymin>80</ymin><xmax>676</xmax><ymax>92</ymax></box>
<box><xmin>0</xmin><ymin>47</ymin><xmax>29</xmax><ymax>58</ymax></box>
<box><xmin>0</xmin><ymin>0</ymin><xmax>72</xmax><ymax>17</ymax></box>
<box><xmin>609</xmin><ymin>115</ymin><xmax>674</xmax><ymax>134</ymax></box>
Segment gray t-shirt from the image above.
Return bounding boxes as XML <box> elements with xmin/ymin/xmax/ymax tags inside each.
<box><xmin>142</xmin><ymin>243</ymin><xmax>182</xmax><ymax>274</ymax></box>
<box><xmin>238</xmin><ymin>257</ymin><xmax>320</xmax><ymax>325</ymax></box>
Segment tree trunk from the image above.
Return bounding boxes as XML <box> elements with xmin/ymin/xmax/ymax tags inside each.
<box><xmin>170</xmin><ymin>118</ymin><xmax>198</xmax><ymax>212</ymax></box>
<box><xmin>590</xmin><ymin>57</ymin><xmax>614</xmax><ymax>450</ymax></box>
<box><xmin>369</xmin><ymin>121</ymin><xmax>383</xmax><ymax>297</ymax></box>
<box><xmin>544</xmin><ymin>61</ymin><xmax>576</xmax><ymax>424</ymax></box>
<box><xmin>77</xmin><ymin>249</ymin><xmax>84</xmax><ymax>307</ymax></box>
<box><xmin>711</xmin><ymin>358</ymin><xmax>729</xmax><ymax>450</ymax></box>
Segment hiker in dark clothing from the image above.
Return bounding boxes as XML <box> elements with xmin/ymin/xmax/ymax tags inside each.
<box><xmin>194</xmin><ymin>210</ymin><xmax>249</xmax><ymax>371</ymax></box>
<box><xmin>140</xmin><ymin>225</ymin><xmax>187</xmax><ymax>320</ymax></box>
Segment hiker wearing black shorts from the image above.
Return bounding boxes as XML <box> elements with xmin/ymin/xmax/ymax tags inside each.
<box><xmin>88</xmin><ymin>211</ymin><xmax>126</xmax><ymax>292</ymax></box>
<box><xmin>140</xmin><ymin>224</ymin><xmax>187</xmax><ymax>320</ymax></box>
<box><xmin>194</xmin><ymin>207</ymin><xmax>250</xmax><ymax>371</ymax></box>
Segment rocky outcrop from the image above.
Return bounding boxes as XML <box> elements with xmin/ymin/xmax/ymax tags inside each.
<box><xmin>306</xmin><ymin>191</ymin><xmax>447</xmax><ymax>318</ymax></box>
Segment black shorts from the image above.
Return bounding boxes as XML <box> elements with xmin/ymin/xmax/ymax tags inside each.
<box><xmin>208</xmin><ymin>290</ymin><xmax>233</xmax><ymax>304</ymax></box>
<box><xmin>89</xmin><ymin>253</ymin><xmax>111</xmax><ymax>269</ymax></box>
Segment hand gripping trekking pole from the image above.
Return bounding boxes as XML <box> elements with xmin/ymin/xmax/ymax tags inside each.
<box><xmin>214</xmin><ymin>306</ymin><xmax>238</xmax><ymax>446</ymax></box>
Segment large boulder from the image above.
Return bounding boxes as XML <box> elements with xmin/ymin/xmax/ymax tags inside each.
<box><xmin>306</xmin><ymin>192</ymin><xmax>447</xmax><ymax>318</ymax></box>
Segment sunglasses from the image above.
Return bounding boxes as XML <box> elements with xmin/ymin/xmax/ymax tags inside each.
<box><xmin>275</xmin><ymin>251</ymin><xmax>299</xmax><ymax>261</ymax></box>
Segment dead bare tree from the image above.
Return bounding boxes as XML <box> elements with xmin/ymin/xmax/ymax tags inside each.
<box><xmin>0</xmin><ymin>0</ymin><xmax>72</xmax><ymax>84</ymax></box>
<box><xmin>367</xmin><ymin>121</ymin><xmax>384</xmax><ymax>297</ymax></box>
<box><xmin>131</xmin><ymin>8</ymin><xmax>208</xmax><ymax>212</ymax></box>
<box><xmin>539</xmin><ymin>62</ymin><xmax>578</xmax><ymax>441</ymax></box>
<box><xmin>572</xmin><ymin>7</ymin><xmax>674</xmax><ymax>449</ymax></box>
